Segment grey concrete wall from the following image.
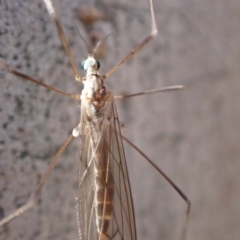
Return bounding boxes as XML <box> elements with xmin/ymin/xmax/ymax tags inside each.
<box><xmin>0</xmin><ymin>0</ymin><xmax>240</xmax><ymax>240</ymax></box>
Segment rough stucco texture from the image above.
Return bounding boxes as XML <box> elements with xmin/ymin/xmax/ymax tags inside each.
<box><xmin>0</xmin><ymin>0</ymin><xmax>240</xmax><ymax>240</ymax></box>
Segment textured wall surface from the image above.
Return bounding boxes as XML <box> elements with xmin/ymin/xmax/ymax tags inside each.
<box><xmin>0</xmin><ymin>0</ymin><xmax>240</xmax><ymax>240</ymax></box>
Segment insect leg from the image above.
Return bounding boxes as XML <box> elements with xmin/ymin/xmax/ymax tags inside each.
<box><xmin>122</xmin><ymin>135</ymin><xmax>191</xmax><ymax>240</ymax></box>
<box><xmin>0</xmin><ymin>134</ymin><xmax>73</xmax><ymax>227</ymax></box>
<box><xmin>102</xmin><ymin>0</ymin><xmax>157</xmax><ymax>80</ymax></box>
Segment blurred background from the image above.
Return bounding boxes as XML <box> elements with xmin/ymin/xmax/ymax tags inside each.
<box><xmin>0</xmin><ymin>0</ymin><xmax>240</xmax><ymax>239</ymax></box>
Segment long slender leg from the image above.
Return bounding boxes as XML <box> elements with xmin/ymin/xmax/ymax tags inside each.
<box><xmin>114</xmin><ymin>85</ymin><xmax>184</xmax><ymax>99</ymax></box>
<box><xmin>122</xmin><ymin>135</ymin><xmax>191</xmax><ymax>240</ymax></box>
<box><xmin>0</xmin><ymin>61</ymin><xmax>80</xmax><ymax>100</ymax></box>
<box><xmin>43</xmin><ymin>0</ymin><xmax>82</xmax><ymax>82</ymax></box>
<box><xmin>102</xmin><ymin>0</ymin><xmax>157</xmax><ymax>80</ymax></box>
<box><xmin>0</xmin><ymin>134</ymin><xmax>73</xmax><ymax>226</ymax></box>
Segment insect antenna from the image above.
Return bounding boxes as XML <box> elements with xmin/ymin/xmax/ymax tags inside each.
<box><xmin>77</xmin><ymin>26</ymin><xmax>91</xmax><ymax>55</ymax></box>
<box><xmin>92</xmin><ymin>32</ymin><xmax>112</xmax><ymax>57</ymax></box>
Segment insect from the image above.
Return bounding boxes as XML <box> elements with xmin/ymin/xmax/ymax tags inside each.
<box><xmin>0</xmin><ymin>0</ymin><xmax>190</xmax><ymax>239</ymax></box>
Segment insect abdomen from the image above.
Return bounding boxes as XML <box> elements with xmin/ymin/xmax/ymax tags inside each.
<box><xmin>95</xmin><ymin>164</ymin><xmax>114</xmax><ymax>239</ymax></box>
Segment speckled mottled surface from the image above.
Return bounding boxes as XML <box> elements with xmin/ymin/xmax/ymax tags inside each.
<box><xmin>0</xmin><ymin>0</ymin><xmax>240</xmax><ymax>240</ymax></box>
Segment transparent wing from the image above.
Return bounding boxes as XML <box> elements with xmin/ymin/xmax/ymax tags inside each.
<box><xmin>76</xmin><ymin>92</ymin><xmax>136</xmax><ymax>240</ymax></box>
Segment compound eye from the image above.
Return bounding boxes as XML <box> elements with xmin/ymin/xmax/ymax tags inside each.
<box><xmin>80</xmin><ymin>59</ymin><xmax>86</xmax><ymax>70</ymax></box>
<box><xmin>96</xmin><ymin>60</ymin><xmax>100</xmax><ymax>70</ymax></box>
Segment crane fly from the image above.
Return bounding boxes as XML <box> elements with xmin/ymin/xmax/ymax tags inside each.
<box><xmin>0</xmin><ymin>0</ymin><xmax>190</xmax><ymax>239</ymax></box>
